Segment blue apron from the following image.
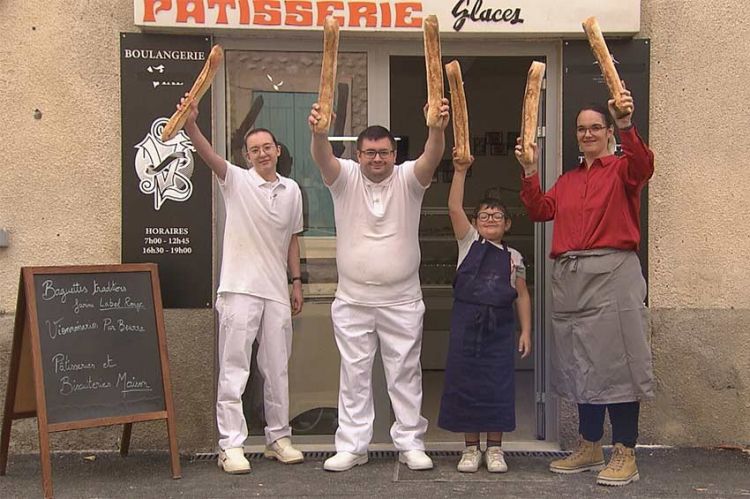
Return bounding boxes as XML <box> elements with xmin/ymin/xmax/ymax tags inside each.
<box><xmin>438</xmin><ymin>237</ymin><xmax>518</xmax><ymax>432</ymax></box>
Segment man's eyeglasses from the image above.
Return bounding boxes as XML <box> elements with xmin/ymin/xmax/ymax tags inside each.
<box><xmin>247</xmin><ymin>144</ymin><xmax>277</xmax><ymax>156</ymax></box>
<box><xmin>477</xmin><ymin>212</ymin><xmax>506</xmax><ymax>222</ymax></box>
<box><xmin>359</xmin><ymin>149</ymin><xmax>394</xmax><ymax>160</ymax></box>
<box><xmin>576</xmin><ymin>124</ymin><xmax>608</xmax><ymax>135</ymax></box>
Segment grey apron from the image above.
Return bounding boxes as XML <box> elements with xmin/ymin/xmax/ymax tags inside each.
<box><xmin>551</xmin><ymin>249</ymin><xmax>655</xmax><ymax>404</ymax></box>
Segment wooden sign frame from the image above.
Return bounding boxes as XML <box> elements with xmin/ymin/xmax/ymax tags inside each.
<box><xmin>0</xmin><ymin>264</ymin><xmax>181</xmax><ymax>498</ymax></box>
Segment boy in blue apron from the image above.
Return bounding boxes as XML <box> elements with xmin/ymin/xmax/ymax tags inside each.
<box><xmin>438</xmin><ymin>150</ymin><xmax>532</xmax><ymax>473</ymax></box>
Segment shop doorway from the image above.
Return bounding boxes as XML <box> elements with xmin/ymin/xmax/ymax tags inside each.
<box><xmin>215</xmin><ymin>39</ymin><xmax>558</xmax><ymax>449</ymax></box>
<box><xmin>389</xmin><ymin>55</ymin><xmax>545</xmax><ymax>445</ymax></box>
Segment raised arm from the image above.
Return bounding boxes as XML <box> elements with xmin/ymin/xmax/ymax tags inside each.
<box><xmin>514</xmin><ymin>138</ymin><xmax>557</xmax><ymax>221</ymax></box>
<box><xmin>308</xmin><ymin>102</ymin><xmax>341</xmax><ymax>186</ymax></box>
<box><xmin>180</xmin><ymin>94</ymin><xmax>227</xmax><ymax>180</ymax></box>
<box><xmin>448</xmin><ymin>149</ymin><xmax>474</xmax><ymax>240</ymax></box>
<box><xmin>287</xmin><ymin>233</ymin><xmax>303</xmax><ymax>316</ymax></box>
<box><xmin>609</xmin><ymin>85</ymin><xmax>654</xmax><ymax>189</ymax></box>
<box><xmin>414</xmin><ymin>97</ymin><xmax>450</xmax><ymax>187</ymax></box>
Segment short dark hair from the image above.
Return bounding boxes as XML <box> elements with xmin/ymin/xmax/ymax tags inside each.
<box><xmin>473</xmin><ymin>188</ymin><xmax>511</xmax><ymax>221</ymax></box>
<box><xmin>576</xmin><ymin>103</ymin><xmax>614</xmax><ymax>128</ymax></box>
<box><xmin>243</xmin><ymin>128</ymin><xmax>279</xmax><ymax>151</ymax></box>
<box><xmin>356</xmin><ymin>125</ymin><xmax>397</xmax><ymax>151</ymax></box>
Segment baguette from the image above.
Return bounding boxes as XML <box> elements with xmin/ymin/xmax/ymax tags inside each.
<box><xmin>582</xmin><ymin>16</ymin><xmax>628</xmax><ymax>117</ymax></box>
<box><xmin>423</xmin><ymin>14</ymin><xmax>443</xmax><ymax>127</ymax></box>
<box><xmin>520</xmin><ymin>61</ymin><xmax>546</xmax><ymax>165</ymax></box>
<box><xmin>445</xmin><ymin>60</ymin><xmax>470</xmax><ymax>162</ymax></box>
<box><xmin>161</xmin><ymin>44</ymin><xmax>223</xmax><ymax>142</ymax></box>
<box><xmin>314</xmin><ymin>16</ymin><xmax>340</xmax><ymax>134</ymax></box>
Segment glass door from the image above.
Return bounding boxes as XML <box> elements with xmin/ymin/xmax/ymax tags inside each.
<box><xmin>223</xmin><ymin>49</ymin><xmax>369</xmax><ymax>443</ymax></box>
<box><xmin>389</xmin><ymin>54</ymin><xmax>547</xmax><ymax>445</ymax></box>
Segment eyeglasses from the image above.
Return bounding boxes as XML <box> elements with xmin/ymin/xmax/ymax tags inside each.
<box><xmin>576</xmin><ymin>124</ymin><xmax>608</xmax><ymax>135</ymax></box>
<box><xmin>247</xmin><ymin>144</ymin><xmax>277</xmax><ymax>156</ymax></box>
<box><xmin>359</xmin><ymin>149</ymin><xmax>394</xmax><ymax>159</ymax></box>
<box><xmin>477</xmin><ymin>212</ymin><xmax>506</xmax><ymax>222</ymax></box>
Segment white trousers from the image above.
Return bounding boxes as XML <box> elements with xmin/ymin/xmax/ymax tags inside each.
<box><xmin>216</xmin><ymin>292</ymin><xmax>293</xmax><ymax>449</ymax></box>
<box><xmin>331</xmin><ymin>298</ymin><xmax>428</xmax><ymax>454</ymax></box>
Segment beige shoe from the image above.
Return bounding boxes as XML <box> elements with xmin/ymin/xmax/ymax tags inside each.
<box><xmin>264</xmin><ymin>437</ymin><xmax>304</xmax><ymax>464</ymax></box>
<box><xmin>218</xmin><ymin>447</ymin><xmax>251</xmax><ymax>474</ymax></box>
<box><xmin>456</xmin><ymin>446</ymin><xmax>482</xmax><ymax>473</ymax></box>
<box><xmin>549</xmin><ymin>437</ymin><xmax>605</xmax><ymax>474</ymax></box>
<box><xmin>486</xmin><ymin>447</ymin><xmax>508</xmax><ymax>473</ymax></box>
<box><xmin>597</xmin><ymin>443</ymin><xmax>640</xmax><ymax>486</ymax></box>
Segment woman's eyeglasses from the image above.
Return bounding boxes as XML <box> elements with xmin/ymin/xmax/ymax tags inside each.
<box><xmin>576</xmin><ymin>124</ymin><xmax>608</xmax><ymax>135</ymax></box>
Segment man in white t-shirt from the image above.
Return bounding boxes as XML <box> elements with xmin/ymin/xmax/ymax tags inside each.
<box><xmin>181</xmin><ymin>97</ymin><xmax>305</xmax><ymax>475</ymax></box>
<box><xmin>308</xmin><ymin>99</ymin><xmax>449</xmax><ymax>472</ymax></box>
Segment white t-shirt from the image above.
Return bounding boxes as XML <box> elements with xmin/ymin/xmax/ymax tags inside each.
<box><xmin>328</xmin><ymin>159</ymin><xmax>427</xmax><ymax>306</ymax></box>
<box><xmin>217</xmin><ymin>162</ymin><xmax>303</xmax><ymax>305</ymax></box>
<box><xmin>457</xmin><ymin>226</ymin><xmax>526</xmax><ymax>288</ymax></box>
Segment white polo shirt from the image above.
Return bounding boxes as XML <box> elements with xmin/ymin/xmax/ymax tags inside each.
<box><xmin>328</xmin><ymin>158</ymin><xmax>427</xmax><ymax>306</ymax></box>
<box><xmin>217</xmin><ymin>162</ymin><xmax>303</xmax><ymax>305</ymax></box>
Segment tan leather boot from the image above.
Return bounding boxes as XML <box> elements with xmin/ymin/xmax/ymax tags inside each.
<box><xmin>549</xmin><ymin>437</ymin><xmax>605</xmax><ymax>474</ymax></box>
<box><xmin>597</xmin><ymin>443</ymin><xmax>639</xmax><ymax>486</ymax></box>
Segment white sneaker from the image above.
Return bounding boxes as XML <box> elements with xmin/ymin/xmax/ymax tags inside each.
<box><xmin>323</xmin><ymin>451</ymin><xmax>369</xmax><ymax>472</ymax></box>
<box><xmin>457</xmin><ymin>446</ymin><xmax>482</xmax><ymax>473</ymax></box>
<box><xmin>486</xmin><ymin>447</ymin><xmax>508</xmax><ymax>473</ymax></box>
<box><xmin>264</xmin><ymin>437</ymin><xmax>304</xmax><ymax>464</ymax></box>
<box><xmin>399</xmin><ymin>450</ymin><xmax>434</xmax><ymax>470</ymax></box>
<box><xmin>217</xmin><ymin>447</ymin><xmax>251</xmax><ymax>474</ymax></box>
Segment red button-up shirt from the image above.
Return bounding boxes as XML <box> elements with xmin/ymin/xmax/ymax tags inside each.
<box><xmin>520</xmin><ymin>126</ymin><xmax>654</xmax><ymax>258</ymax></box>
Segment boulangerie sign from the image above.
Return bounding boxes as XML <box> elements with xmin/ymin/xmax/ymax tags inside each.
<box><xmin>134</xmin><ymin>0</ymin><xmax>641</xmax><ymax>35</ymax></box>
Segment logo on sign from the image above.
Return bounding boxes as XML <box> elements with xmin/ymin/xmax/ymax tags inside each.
<box><xmin>134</xmin><ymin>118</ymin><xmax>195</xmax><ymax>210</ymax></box>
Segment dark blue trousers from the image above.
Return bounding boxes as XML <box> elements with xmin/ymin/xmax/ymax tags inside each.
<box><xmin>578</xmin><ymin>402</ymin><xmax>640</xmax><ymax>448</ymax></box>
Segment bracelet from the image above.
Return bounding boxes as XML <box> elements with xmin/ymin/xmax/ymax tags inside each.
<box><xmin>290</xmin><ymin>276</ymin><xmax>302</xmax><ymax>283</ymax></box>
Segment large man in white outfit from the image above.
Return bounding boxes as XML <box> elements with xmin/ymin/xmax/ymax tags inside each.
<box><xmin>181</xmin><ymin>97</ymin><xmax>305</xmax><ymax>475</ymax></box>
<box><xmin>308</xmin><ymin>99</ymin><xmax>449</xmax><ymax>471</ymax></box>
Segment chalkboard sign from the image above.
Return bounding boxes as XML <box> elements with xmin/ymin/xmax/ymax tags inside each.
<box><xmin>34</xmin><ymin>271</ymin><xmax>166</xmax><ymax>424</ymax></box>
<box><xmin>1</xmin><ymin>264</ymin><xmax>180</xmax><ymax>499</ymax></box>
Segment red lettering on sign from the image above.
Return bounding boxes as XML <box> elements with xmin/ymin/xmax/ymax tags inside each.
<box><xmin>253</xmin><ymin>0</ymin><xmax>282</xmax><ymax>25</ymax></box>
<box><xmin>316</xmin><ymin>1</ymin><xmax>345</xmax><ymax>26</ymax></box>
<box><xmin>176</xmin><ymin>0</ymin><xmax>205</xmax><ymax>23</ymax></box>
<box><xmin>395</xmin><ymin>2</ymin><xmax>422</xmax><ymax>27</ymax></box>
<box><xmin>380</xmin><ymin>2</ymin><xmax>392</xmax><ymax>27</ymax></box>
<box><xmin>207</xmin><ymin>0</ymin><xmax>235</xmax><ymax>24</ymax></box>
<box><xmin>142</xmin><ymin>0</ymin><xmax>173</xmax><ymax>22</ymax></box>
<box><xmin>348</xmin><ymin>2</ymin><xmax>377</xmax><ymax>27</ymax></box>
<box><xmin>286</xmin><ymin>1</ymin><xmax>313</xmax><ymax>26</ymax></box>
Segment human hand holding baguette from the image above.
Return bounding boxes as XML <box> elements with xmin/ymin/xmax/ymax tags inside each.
<box><xmin>161</xmin><ymin>44</ymin><xmax>223</xmax><ymax>142</ymax></box>
<box><xmin>308</xmin><ymin>102</ymin><xmax>336</xmax><ymax>135</ymax></box>
<box><xmin>178</xmin><ymin>93</ymin><xmax>199</xmax><ymax>128</ymax></box>
<box><xmin>452</xmin><ymin>147</ymin><xmax>474</xmax><ymax>173</ymax></box>
<box><xmin>514</xmin><ymin>137</ymin><xmax>538</xmax><ymax>176</ymax></box>
<box><xmin>422</xmin><ymin>97</ymin><xmax>450</xmax><ymax>130</ymax></box>
<box><xmin>609</xmin><ymin>83</ymin><xmax>634</xmax><ymax>129</ymax></box>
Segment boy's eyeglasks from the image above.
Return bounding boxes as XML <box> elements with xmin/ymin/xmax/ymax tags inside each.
<box><xmin>359</xmin><ymin>149</ymin><xmax>394</xmax><ymax>159</ymax></box>
<box><xmin>477</xmin><ymin>212</ymin><xmax>506</xmax><ymax>222</ymax></box>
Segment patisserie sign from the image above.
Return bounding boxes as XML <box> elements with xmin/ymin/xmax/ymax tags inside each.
<box><xmin>134</xmin><ymin>0</ymin><xmax>640</xmax><ymax>34</ymax></box>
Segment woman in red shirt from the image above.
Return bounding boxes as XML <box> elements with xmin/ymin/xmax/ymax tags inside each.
<box><xmin>514</xmin><ymin>86</ymin><xmax>655</xmax><ymax>487</ymax></box>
